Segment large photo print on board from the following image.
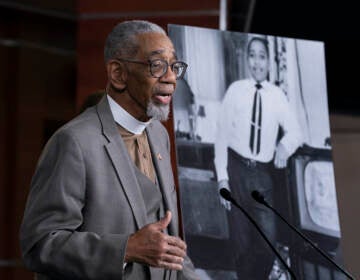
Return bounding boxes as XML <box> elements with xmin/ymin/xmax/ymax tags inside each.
<box><xmin>169</xmin><ymin>25</ymin><xmax>344</xmax><ymax>280</ymax></box>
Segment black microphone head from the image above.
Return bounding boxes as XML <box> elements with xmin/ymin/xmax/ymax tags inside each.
<box><xmin>219</xmin><ymin>188</ymin><xmax>232</xmax><ymax>201</ymax></box>
<box><xmin>251</xmin><ymin>190</ymin><xmax>266</xmax><ymax>204</ymax></box>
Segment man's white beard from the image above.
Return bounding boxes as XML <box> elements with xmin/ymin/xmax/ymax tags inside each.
<box><xmin>146</xmin><ymin>100</ymin><xmax>170</xmax><ymax>121</ymax></box>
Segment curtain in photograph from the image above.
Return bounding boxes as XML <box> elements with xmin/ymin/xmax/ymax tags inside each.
<box><xmin>182</xmin><ymin>27</ymin><xmax>226</xmax><ymax>143</ymax></box>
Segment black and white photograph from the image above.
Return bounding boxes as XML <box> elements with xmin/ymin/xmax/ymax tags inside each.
<box><xmin>169</xmin><ymin>24</ymin><xmax>344</xmax><ymax>280</ymax></box>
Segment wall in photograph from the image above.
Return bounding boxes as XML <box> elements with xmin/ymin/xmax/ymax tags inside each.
<box><xmin>169</xmin><ymin>24</ymin><xmax>345</xmax><ymax>280</ymax></box>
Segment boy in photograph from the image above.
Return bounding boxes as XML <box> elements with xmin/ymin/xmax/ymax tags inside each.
<box><xmin>214</xmin><ymin>36</ymin><xmax>302</xmax><ymax>279</ymax></box>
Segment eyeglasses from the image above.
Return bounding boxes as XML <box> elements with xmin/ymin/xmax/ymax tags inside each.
<box><xmin>116</xmin><ymin>58</ymin><xmax>188</xmax><ymax>80</ymax></box>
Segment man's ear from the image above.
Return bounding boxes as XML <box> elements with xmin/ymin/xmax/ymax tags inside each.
<box><xmin>106</xmin><ymin>60</ymin><xmax>128</xmax><ymax>92</ymax></box>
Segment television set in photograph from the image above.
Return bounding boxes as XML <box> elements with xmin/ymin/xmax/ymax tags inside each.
<box><xmin>290</xmin><ymin>147</ymin><xmax>341</xmax><ymax>247</ymax></box>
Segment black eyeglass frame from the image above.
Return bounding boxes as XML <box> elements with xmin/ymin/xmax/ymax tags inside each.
<box><xmin>115</xmin><ymin>58</ymin><xmax>188</xmax><ymax>80</ymax></box>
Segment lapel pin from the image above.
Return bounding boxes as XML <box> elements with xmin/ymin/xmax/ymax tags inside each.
<box><xmin>157</xmin><ymin>153</ymin><xmax>162</xmax><ymax>160</ymax></box>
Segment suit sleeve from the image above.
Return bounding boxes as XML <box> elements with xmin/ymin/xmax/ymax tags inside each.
<box><xmin>20</xmin><ymin>130</ymin><xmax>128</xmax><ymax>280</ymax></box>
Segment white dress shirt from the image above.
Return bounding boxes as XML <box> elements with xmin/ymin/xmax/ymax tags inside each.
<box><xmin>214</xmin><ymin>79</ymin><xmax>302</xmax><ymax>182</ymax></box>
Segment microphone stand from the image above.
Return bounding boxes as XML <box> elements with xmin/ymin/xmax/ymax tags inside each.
<box><xmin>220</xmin><ymin>188</ymin><xmax>297</xmax><ymax>280</ymax></box>
<box><xmin>252</xmin><ymin>191</ymin><xmax>354</xmax><ymax>280</ymax></box>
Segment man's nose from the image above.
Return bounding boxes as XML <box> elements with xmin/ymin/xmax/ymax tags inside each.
<box><xmin>160</xmin><ymin>65</ymin><xmax>177</xmax><ymax>83</ymax></box>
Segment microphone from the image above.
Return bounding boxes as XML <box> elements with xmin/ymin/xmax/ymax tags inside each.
<box><xmin>219</xmin><ymin>188</ymin><xmax>233</xmax><ymax>201</ymax></box>
<box><xmin>251</xmin><ymin>190</ymin><xmax>355</xmax><ymax>280</ymax></box>
<box><xmin>219</xmin><ymin>188</ymin><xmax>297</xmax><ymax>280</ymax></box>
<box><xmin>252</xmin><ymin>190</ymin><xmax>267</xmax><ymax>205</ymax></box>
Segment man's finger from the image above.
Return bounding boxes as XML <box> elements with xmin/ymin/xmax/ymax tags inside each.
<box><xmin>220</xmin><ymin>197</ymin><xmax>231</xmax><ymax>210</ymax></box>
<box><xmin>165</xmin><ymin>235</ymin><xmax>187</xmax><ymax>251</ymax></box>
<box><xmin>157</xmin><ymin>260</ymin><xmax>183</xmax><ymax>271</ymax></box>
<box><xmin>225</xmin><ymin>201</ymin><xmax>231</xmax><ymax>211</ymax></box>
<box><xmin>274</xmin><ymin>157</ymin><xmax>286</xmax><ymax>168</ymax></box>
<box><xmin>274</xmin><ymin>155</ymin><xmax>281</xmax><ymax>168</ymax></box>
<box><xmin>161</xmin><ymin>253</ymin><xmax>184</xmax><ymax>265</ymax></box>
<box><xmin>162</xmin><ymin>243</ymin><xmax>186</xmax><ymax>258</ymax></box>
<box><xmin>153</xmin><ymin>211</ymin><xmax>172</xmax><ymax>231</ymax></box>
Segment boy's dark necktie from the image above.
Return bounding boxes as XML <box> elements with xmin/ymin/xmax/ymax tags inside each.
<box><xmin>249</xmin><ymin>83</ymin><xmax>262</xmax><ymax>155</ymax></box>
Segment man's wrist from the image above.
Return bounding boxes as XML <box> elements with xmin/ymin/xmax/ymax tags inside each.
<box><xmin>218</xmin><ymin>179</ymin><xmax>229</xmax><ymax>189</ymax></box>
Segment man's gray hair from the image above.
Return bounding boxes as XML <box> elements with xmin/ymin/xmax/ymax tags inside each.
<box><xmin>104</xmin><ymin>20</ymin><xmax>166</xmax><ymax>62</ymax></box>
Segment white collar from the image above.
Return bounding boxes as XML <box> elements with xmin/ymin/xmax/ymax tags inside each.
<box><xmin>107</xmin><ymin>94</ymin><xmax>152</xmax><ymax>135</ymax></box>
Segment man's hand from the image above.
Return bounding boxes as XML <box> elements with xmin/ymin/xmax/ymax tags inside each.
<box><xmin>218</xmin><ymin>179</ymin><xmax>231</xmax><ymax>211</ymax></box>
<box><xmin>274</xmin><ymin>143</ymin><xmax>289</xmax><ymax>169</ymax></box>
<box><xmin>125</xmin><ymin>211</ymin><xmax>186</xmax><ymax>270</ymax></box>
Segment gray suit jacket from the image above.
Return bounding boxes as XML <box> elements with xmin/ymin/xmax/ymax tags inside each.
<box><xmin>20</xmin><ymin>96</ymin><xmax>197</xmax><ymax>280</ymax></box>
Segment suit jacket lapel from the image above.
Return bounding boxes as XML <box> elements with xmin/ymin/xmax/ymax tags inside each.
<box><xmin>96</xmin><ymin>96</ymin><xmax>147</xmax><ymax>230</ymax></box>
<box><xmin>146</xmin><ymin>123</ymin><xmax>178</xmax><ymax>236</ymax></box>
